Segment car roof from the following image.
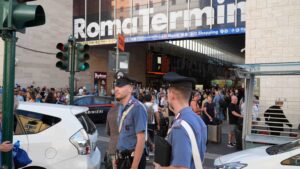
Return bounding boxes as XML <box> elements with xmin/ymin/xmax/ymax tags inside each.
<box><xmin>18</xmin><ymin>102</ymin><xmax>89</xmax><ymax>116</ymax></box>
<box><xmin>74</xmin><ymin>95</ymin><xmax>113</xmax><ymax>101</ymax></box>
<box><xmin>75</xmin><ymin>95</ymin><xmax>113</xmax><ymax>98</ymax></box>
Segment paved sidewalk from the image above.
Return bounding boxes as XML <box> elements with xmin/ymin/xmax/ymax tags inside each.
<box><xmin>98</xmin><ymin>121</ymin><xmax>238</xmax><ymax>169</ymax></box>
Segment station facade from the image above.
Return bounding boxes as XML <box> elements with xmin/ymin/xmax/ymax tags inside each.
<box><xmin>0</xmin><ymin>0</ymin><xmax>299</xmax><ymax>104</ymax></box>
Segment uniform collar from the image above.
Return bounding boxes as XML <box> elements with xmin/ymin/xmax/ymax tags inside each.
<box><xmin>175</xmin><ymin>107</ymin><xmax>191</xmax><ymax>120</ymax></box>
<box><xmin>121</xmin><ymin>96</ymin><xmax>135</xmax><ymax>110</ymax></box>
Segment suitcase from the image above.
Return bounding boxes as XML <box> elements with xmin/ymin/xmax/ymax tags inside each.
<box><xmin>207</xmin><ymin>124</ymin><xmax>222</xmax><ymax>144</ymax></box>
<box><xmin>235</xmin><ymin>128</ymin><xmax>243</xmax><ymax>150</ymax></box>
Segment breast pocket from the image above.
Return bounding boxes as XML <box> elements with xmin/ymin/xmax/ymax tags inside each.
<box><xmin>124</xmin><ymin>115</ymin><xmax>134</xmax><ymax>132</ymax></box>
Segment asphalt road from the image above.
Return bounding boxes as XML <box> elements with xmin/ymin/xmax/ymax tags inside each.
<box><xmin>96</xmin><ymin>123</ymin><xmax>238</xmax><ymax>169</ymax></box>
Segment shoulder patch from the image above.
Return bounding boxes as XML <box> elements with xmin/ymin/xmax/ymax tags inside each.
<box><xmin>173</xmin><ymin>119</ymin><xmax>182</xmax><ymax>128</ymax></box>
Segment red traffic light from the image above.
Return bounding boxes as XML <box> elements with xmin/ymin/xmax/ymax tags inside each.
<box><xmin>56</xmin><ymin>43</ymin><xmax>68</xmax><ymax>52</ymax></box>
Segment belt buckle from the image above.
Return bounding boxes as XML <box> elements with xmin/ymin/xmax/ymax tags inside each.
<box><xmin>116</xmin><ymin>150</ymin><xmax>123</xmax><ymax>159</ymax></box>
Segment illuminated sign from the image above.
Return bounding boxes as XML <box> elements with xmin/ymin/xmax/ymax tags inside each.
<box><xmin>73</xmin><ymin>0</ymin><xmax>245</xmax><ymax>45</ymax></box>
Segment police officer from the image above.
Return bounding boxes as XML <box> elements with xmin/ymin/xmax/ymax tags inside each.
<box><xmin>114</xmin><ymin>71</ymin><xmax>147</xmax><ymax>169</ymax></box>
<box><xmin>154</xmin><ymin>72</ymin><xmax>207</xmax><ymax>169</ymax></box>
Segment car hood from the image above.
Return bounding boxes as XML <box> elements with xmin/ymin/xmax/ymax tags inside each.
<box><xmin>215</xmin><ymin>146</ymin><xmax>270</xmax><ymax>165</ymax></box>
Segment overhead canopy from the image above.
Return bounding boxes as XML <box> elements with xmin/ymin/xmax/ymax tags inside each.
<box><xmin>234</xmin><ymin>62</ymin><xmax>300</xmax><ymax>77</ymax></box>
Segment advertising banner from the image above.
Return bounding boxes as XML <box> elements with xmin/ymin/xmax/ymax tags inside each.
<box><xmin>94</xmin><ymin>72</ymin><xmax>107</xmax><ymax>96</ymax></box>
<box><xmin>73</xmin><ymin>0</ymin><xmax>245</xmax><ymax>46</ymax></box>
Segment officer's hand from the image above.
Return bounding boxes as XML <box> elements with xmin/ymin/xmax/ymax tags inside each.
<box><xmin>0</xmin><ymin>141</ymin><xmax>13</xmax><ymax>152</ymax></box>
<box><xmin>153</xmin><ymin>162</ymin><xmax>162</xmax><ymax>169</ymax></box>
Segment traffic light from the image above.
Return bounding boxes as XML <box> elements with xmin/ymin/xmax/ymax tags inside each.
<box><xmin>75</xmin><ymin>43</ymin><xmax>90</xmax><ymax>72</ymax></box>
<box><xmin>0</xmin><ymin>0</ymin><xmax>45</xmax><ymax>31</ymax></box>
<box><xmin>56</xmin><ymin>43</ymin><xmax>70</xmax><ymax>71</ymax></box>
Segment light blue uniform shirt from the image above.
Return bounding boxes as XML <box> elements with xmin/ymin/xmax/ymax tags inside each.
<box><xmin>167</xmin><ymin>107</ymin><xmax>207</xmax><ymax>169</ymax></box>
<box><xmin>0</xmin><ymin>127</ymin><xmax>2</xmax><ymax>166</ymax></box>
<box><xmin>117</xmin><ymin>97</ymin><xmax>147</xmax><ymax>151</ymax></box>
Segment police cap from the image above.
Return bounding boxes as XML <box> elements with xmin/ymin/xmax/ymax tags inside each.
<box><xmin>114</xmin><ymin>71</ymin><xmax>136</xmax><ymax>87</ymax></box>
<box><xmin>163</xmin><ymin>72</ymin><xmax>196</xmax><ymax>89</ymax></box>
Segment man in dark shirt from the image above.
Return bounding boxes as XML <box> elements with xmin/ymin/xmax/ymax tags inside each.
<box><xmin>227</xmin><ymin>95</ymin><xmax>243</xmax><ymax>147</ymax></box>
<box><xmin>264</xmin><ymin>100</ymin><xmax>292</xmax><ymax>136</ymax></box>
<box><xmin>203</xmin><ymin>95</ymin><xmax>215</xmax><ymax>125</ymax></box>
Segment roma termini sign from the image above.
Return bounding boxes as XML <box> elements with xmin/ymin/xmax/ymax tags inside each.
<box><xmin>73</xmin><ymin>0</ymin><xmax>245</xmax><ymax>46</ymax></box>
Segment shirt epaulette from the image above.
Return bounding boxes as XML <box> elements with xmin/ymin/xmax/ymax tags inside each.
<box><xmin>173</xmin><ymin>119</ymin><xmax>182</xmax><ymax>129</ymax></box>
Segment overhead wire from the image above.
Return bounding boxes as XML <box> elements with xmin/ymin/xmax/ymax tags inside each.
<box><xmin>16</xmin><ymin>45</ymin><xmax>56</xmax><ymax>55</ymax></box>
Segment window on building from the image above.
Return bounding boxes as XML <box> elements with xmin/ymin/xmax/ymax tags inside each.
<box><xmin>135</xmin><ymin>3</ymin><xmax>140</xmax><ymax>10</ymax></box>
<box><xmin>172</xmin><ymin>0</ymin><xmax>176</xmax><ymax>5</ymax></box>
<box><xmin>161</xmin><ymin>0</ymin><xmax>166</xmax><ymax>6</ymax></box>
<box><xmin>150</xmin><ymin>0</ymin><xmax>153</xmax><ymax>8</ymax></box>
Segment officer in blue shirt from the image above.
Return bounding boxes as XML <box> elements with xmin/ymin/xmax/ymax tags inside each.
<box><xmin>154</xmin><ymin>72</ymin><xmax>207</xmax><ymax>169</ymax></box>
<box><xmin>114</xmin><ymin>71</ymin><xmax>147</xmax><ymax>169</ymax></box>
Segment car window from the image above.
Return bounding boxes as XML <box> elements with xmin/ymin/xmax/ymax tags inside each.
<box><xmin>14</xmin><ymin>115</ymin><xmax>25</xmax><ymax>135</ymax></box>
<box><xmin>16</xmin><ymin>110</ymin><xmax>61</xmax><ymax>134</ymax></box>
<box><xmin>76</xmin><ymin>113</ymin><xmax>96</xmax><ymax>134</ymax></box>
<box><xmin>74</xmin><ymin>97</ymin><xmax>92</xmax><ymax>106</ymax></box>
<box><xmin>93</xmin><ymin>97</ymin><xmax>112</xmax><ymax>105</ymax></box>
<box><xmin>266</xmin><ymin>140</ymin><xmax>300</xmax><ymax>155</ymax></box>
<box><xmin>281</xmin><ymin>154</ymin><xmax>300</xmax><ymax>166</ymax></box>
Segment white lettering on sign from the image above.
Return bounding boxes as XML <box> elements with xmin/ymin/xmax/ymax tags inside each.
<box><xmin>86</xmin><ymin>109</ymin><xmax>104</xmax><ymax>114</ymax></box>
<box><xmin>74</xmin><ymin>0</ymin><xmax>245</xmax><ymax>39</ymax></box>
<box><xmin>95</xmin><ymin>73</ymin><xmax>107</xmax><ymax>79</ymax></box>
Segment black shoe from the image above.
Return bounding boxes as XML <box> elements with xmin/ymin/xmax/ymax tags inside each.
<box><xmin>227</xmin><ymin>143</ymin><xmax>234</xmax><ymax>148</ymax></box>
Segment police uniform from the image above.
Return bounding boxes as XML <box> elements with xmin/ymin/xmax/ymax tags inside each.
<box><xmin>117</xmin><ymin>97</ymin><xmax>147</xmax><ymax>151</ymax></box>
<box><xmin>114</xmin><ymin>71</ymin><xmax>147</xmax><ymax>169</ymax></box>
<box><xmin>163</xmin><ymin>72</ymin><xmax>207</xmax><ymax>169</ymax></box>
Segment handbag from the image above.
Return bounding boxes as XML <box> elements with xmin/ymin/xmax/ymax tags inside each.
<box><xmin>13</xmin><ymin>141</ymin><xmax>32</xmax><ymax>169</ymax></box>
<box><xmin>154</xmin><ymin>135</ymin><xmax>171</xmax><ymax>166</ymax></box>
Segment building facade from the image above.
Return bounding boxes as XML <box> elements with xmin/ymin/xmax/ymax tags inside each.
<box><xmin>246</xmin><ymin>0</ymin><xmax>300</xmax><ymax>125</ymax></box>
<box><xmin>0</xmin><ymin>0</ymin><xmax>299</xmax><ymax>102</ymax></box>
<box><xmin>1</xmin><ymin>0</ymin><xmax>73</xmax><ymax>88</ymax></box>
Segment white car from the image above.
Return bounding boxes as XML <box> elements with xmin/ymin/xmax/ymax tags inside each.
<box><xmin>13</xmin><ymin>102</ymin><xmax>101</xmax><ymax>169</ymax></box>
<box><xmin>214</xmin><ymin>139</ymin><xmax>300</xmax><ymax>169</ymax></box>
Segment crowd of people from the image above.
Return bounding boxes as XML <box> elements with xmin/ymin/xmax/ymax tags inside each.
<box><xmin>133</xmin><ymin>86</ymin><xmax>248</xmax><ymax>148</ymax></box>
<box><xmin>11</xmin><ymin>83</ymin><xmax>250</xmax><ymax>148</ymax></box>
<box><xmin>11</xmin><ymin>85</ymin><xmax>96</xmax><ymax>105</ymax></box>
<box><xmin>13</xmin><ymin>85</ymin><xmax>70</xmax><ymax>104</ymax></box>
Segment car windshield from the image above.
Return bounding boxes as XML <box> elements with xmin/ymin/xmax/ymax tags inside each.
<box><xmin>76</xmin><ymin>113</ymin><xmax>96</xmax><ymax>134</ymax></box>
<box><xmin>266</xmin><ymin>139</ymin><xmax>300</xmax><ymax>155</ymax></box>
<box><xmin>74</xmin><ymin>97</ymin><xmax>92</xmax><ymax>106</ymax></box>
<box><xmin>93</xmin><ymin>97</ymin><xmax>112</xmax><ymax>105</ymax></box>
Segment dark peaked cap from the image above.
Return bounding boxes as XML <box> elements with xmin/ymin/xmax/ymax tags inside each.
<box><xmin>163</xmin><ymin>72</ymin><xmax>196</xmax><ymax>89</ymax></box>
<box><xmin>114</xmin><ymin>71</ymin><xmax>136</xmax><ymax>87</ymax></box>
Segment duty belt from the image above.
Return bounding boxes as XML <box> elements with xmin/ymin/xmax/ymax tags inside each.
<box><xmin>116</xmin><ymin>149</ymin><xmax>134</xmax><ymax>159</ymax></box>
